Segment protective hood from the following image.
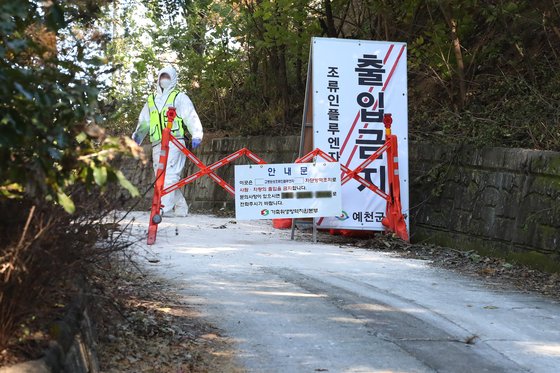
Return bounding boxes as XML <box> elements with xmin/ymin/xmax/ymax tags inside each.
<box><xmin>156</xmin><ymin>66</ymin><xmax>178</xmax><ymax>96</ymax></box>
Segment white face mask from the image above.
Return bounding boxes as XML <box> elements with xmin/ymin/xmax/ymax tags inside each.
<box><xmin>159</xmin><ymin>78</ymin><xmax>171</xmax><ymax>89</ymax></box>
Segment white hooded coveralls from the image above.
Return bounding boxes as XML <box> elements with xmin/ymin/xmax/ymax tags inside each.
<box><xmin>132</xmin><ymin>66</ymin><xmax>203</xmax><ymax>216</ymax></box>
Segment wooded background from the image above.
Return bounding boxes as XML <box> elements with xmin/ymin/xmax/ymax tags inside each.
<box><xmin>102</xmin><ymin>0</ymin><xmax>560</xmax><ymax>150</ymax></box>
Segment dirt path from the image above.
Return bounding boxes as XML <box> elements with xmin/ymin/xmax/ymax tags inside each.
<box><xmin>128</xmin><ymin>213</ymin><xmax>560</xmax><ymax>372</ymax></box>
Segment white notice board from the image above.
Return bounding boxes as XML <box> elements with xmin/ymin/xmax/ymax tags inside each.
<box><xmin>234</xmin><ymin>162</ymin><xmax>342</xmax><ymax>220</ymax></box>
<box><xmin>311</xmin><ymin>37</ymin><xmax>409</xmax><ymax>230</ymax></box>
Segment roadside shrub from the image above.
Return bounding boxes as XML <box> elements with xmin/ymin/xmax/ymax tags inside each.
<box><xmin>0</xmin><ymin>187</ymin><xmax>135</xmax><ymax>352</ymax></box>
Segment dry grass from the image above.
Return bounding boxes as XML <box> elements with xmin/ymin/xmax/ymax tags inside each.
<box><xmin>0</xmin><ymin>187</ymin><xmax>132</xmax><ymax>365</ymax></box>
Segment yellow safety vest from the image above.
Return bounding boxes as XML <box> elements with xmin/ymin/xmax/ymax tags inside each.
<box><xmin>148</xmin><ymin>90</ymin><xmax>185</xmax><ymax>142</ymax></box>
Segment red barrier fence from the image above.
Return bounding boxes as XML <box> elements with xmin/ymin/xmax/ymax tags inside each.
<box><xmin>147</xmin><ymin>110</ymin><xmax>407</xmax><ymax>244</ymax></box>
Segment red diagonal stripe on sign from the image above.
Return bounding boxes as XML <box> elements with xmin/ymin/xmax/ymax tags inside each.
<box><xmin>340</xmin><ymin>45</ymin><xmax>394</xmax><ymax>157</ymax></box>
<box><xmin>339</xmin><ymin>110</ymin><xmax>362</xmax><ymax>156</ymax></box>
<box><xmin>342</xmin><ymin>44</ymin><xmax>405</xmax><ymax>170</ymax></box>
<box><xmin>344</xmin><ymin>102</ymin><xmax>378</xmax><ymax>170</ymax></box>
<box><xmin>384</xmin><ymin>44</ymin><xmax>394</xmax><ymax>64</ymax></box>
<box><xmin>382</xmin><ymin>44</ymin><xmax>405</xmax><ymax>91</ymax></box>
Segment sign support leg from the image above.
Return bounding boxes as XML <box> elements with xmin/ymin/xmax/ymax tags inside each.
<box><xmin>292</xmin><ymin>46</ymin><xmax>314</xmax><ymax>241</ymax></box>
<box><xmin>313</xmin><ymin>218</ymin><xmax>317</xmax><ymax>244</ymax></box>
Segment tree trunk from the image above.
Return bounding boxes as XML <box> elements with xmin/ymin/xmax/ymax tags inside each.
<box><xmin>439</xmin><ymin>3</ymin><xmax>467</xmax><ymax>109</ymax></box>
<box><xmin>295</xmin><ymin>46</ymin><xmax>303</xmax><ymax>93</ymax></box>
<box><xmin>278</xmin><ymin>44</ymin><xmax>290</xmax><ymax>127</ymax></box>
<box><xmin>295</xmin><ymin>0</ymin><xmax>304</xmax><ymax>92</ymax></box>
<box><xmin>324</xmin><ymin>0</ymin><xmax>337</xmax><ymax>37</ymax></box>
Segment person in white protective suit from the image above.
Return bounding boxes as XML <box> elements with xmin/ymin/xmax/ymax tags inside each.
<box><xmin>132</xmin><ymin>66</ymin><xmax>203</xmax><ymax>217</ymax></box>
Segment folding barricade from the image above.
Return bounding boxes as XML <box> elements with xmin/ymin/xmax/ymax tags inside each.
<box><xmin>147</xmin><ymin>109</ymin><xmax>407</xmax><ymax>245</ymax></box>
<box><xmin>147</xmin><ymin>108</ymin><xmax>266</xmax><ymax>245</ymax></box>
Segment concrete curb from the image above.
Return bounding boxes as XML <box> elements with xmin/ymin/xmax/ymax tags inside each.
<box><xmin>0</xmin><ymin>288</ymin><xmax>100</xmax><ymax>373</ymax></box>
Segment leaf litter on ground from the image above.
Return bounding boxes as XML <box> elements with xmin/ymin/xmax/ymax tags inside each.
<box><xmin>93</xmin><ymin>259</ymin><xmax>243</xmax><ymax>373</ymax></box>
<box><xmin>318</xmin><ymin>231</ymin><xmax>560</xmax><ymax>302</ymax></box>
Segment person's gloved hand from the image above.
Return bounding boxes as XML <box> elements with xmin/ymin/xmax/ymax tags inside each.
<box><xmin>192</xmin><ymin>138</ymin><xmax>201</xmax><ymax>149</ymax></box>
<box><xmin>132</xmin><ymin>133</ymin><xmax>143</xmax><ymax>145</ymax></box>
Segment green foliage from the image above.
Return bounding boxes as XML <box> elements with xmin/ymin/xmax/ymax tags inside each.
<box><xmin>103</xmin><ymin>0</ymin><xmax>560</xmax><ymax>150</ymax></box>
<box><xmin>407</xmin><ymin>0</ymin><xmax>560</xmax><ymax>149</ymax></box>
<box><xmin>0</xmin><ymin>0</ymin><xmax>141</xmax><ymax>212</ymax></box>
<box><xmin>103</xmin><ymin>0</ymin><xmax>320</xmax><ymax>136</ymax></box>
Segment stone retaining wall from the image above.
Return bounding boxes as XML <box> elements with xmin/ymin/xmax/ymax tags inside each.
<box><xmin>410</xmin><ymin>143</ymin><xmax>560</xmax><ymax>271</ymax></box>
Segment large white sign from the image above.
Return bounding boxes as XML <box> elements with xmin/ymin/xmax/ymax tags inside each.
<box><xmin>312</xmin><ymin>37</ymin><xmax>409</xmax><ymax>230</ymax></box>
<box><xmin>234</xmin><ymin>162</ymin><xmax>342</xmax><ymax>220</ymax></box>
